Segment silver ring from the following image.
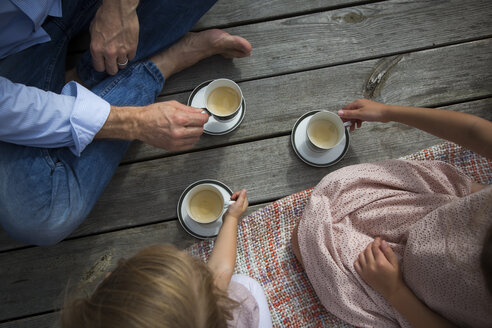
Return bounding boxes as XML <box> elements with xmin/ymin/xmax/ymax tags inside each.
<box><xmin>117</xmin><ymin>58</ymin><xmax>128</xmax><ymax>66</ymax></box>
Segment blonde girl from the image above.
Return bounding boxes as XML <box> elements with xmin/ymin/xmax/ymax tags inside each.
<box><xmin>62</xmin><ymin>189</ymin><xmax>272</xmax><ymax>328</ymax></box>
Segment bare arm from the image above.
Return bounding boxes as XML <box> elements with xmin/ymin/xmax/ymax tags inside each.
<box><xmin>354</xmin><ymin>238</ymin><xmax>456</xmax><ymax>328</ymax></box>
<box><xmin>207</xmin><ymin>189</ymin><xmax>248</xmax><ymax>291</ymax></box>
<box><xmin>388</xmin><ymin>283</ymin><xmax>455</xmax><ymax>328</ymax></box>
<box><xmin>339</xmin><ymin>99</ymin><xmax>492</xmax><ymax>159</ymax></box>
<box><xmin>94</xmin><ymin>100</ymin><xmax>209</xmax><ymax>151</ymax></box>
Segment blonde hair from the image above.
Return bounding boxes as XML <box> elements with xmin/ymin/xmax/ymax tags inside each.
<box><xmin>61</xmin><ymin>244</ymin><xmax>237</xmax><ymax>328</ymax></box>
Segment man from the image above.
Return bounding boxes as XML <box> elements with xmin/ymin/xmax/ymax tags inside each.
<box><xmin>0</xmin><ymin>0</ymin><xmax>252</xmax><ymax>246</ymax></box>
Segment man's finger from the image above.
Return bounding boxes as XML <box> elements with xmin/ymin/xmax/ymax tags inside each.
<box><xmin>105</xmin><ymin>56</ymin><xmax>118</xmax><ymax>76</ymax></box>
<box><xmin>173</xmin><ymin>102</ymin><xmax>204</xmax><ymax>113</ymax></box>
<box><xmin>176</xmin><ymin>126</ymin><xmax>204</xmax><ymax>139</ymax></box>
<box><xmin>91</xmin><ymin>48</ymin><xmax>106</xmax><ymax>72</ymax></box>
<box><xmin>116</xmin><ymin>56</ymin><xmax>128</xmax><ymax>69</ymax></box>
<box><xmin>128</xmin><ymin>48</ymin><xmax>137</xmax><ymax>61</ymax></box>
<box><xmin>178</xmin><ymin>111</ymin><xmax>210</xmax><ymax>127</ymax></box>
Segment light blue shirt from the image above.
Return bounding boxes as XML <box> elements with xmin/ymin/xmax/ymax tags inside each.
<box><xmin>0</xmin><ymin>1</ymin><xmax>110</xmax><ymax>156</ymax></box>
<box><xmin>0</xmin><ymin>0</ymin><xmax>62</xmax><ymax>59</ymax></box>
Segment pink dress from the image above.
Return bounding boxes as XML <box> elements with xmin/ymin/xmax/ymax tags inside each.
<box><xmin>297</xmin><ymin>160</ymin><xmax>492</xmax><ymax>327</ymax></box>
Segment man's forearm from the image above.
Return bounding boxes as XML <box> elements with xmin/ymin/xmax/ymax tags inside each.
<box><xmin>95</xmin><ymin>105</ymin><xmax>139</xmax><ymax>141</ymax></box>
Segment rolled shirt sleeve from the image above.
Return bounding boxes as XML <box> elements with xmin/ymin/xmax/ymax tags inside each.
<box><xmin>0</xmin><ymin>76</ymin><xmax>110</xmax><ymax>156</ymax></box>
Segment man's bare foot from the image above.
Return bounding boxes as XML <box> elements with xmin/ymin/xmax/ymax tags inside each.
<box><xmin>150</xmin><ymin>29</ymin><xmax>252</xmax><ymax>79</ymax></box>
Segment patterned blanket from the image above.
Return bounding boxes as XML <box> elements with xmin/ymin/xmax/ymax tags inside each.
<box><xmin>187</xmin><ymin>142</ymin><xmax>492</xmax><ymax>327</ymax></box>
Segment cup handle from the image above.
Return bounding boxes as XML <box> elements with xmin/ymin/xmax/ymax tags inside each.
<box><xmin>224</xmin><ymin>200</ymin><xmax>236</xmax><ymax>209</ymax></box>
<box><xmin>224</xmin><ymin>200</ymin><xmax>236</xmax><ymax>210</ymax></box>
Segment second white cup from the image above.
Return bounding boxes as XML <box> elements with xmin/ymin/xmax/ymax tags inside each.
<box><xmin>185</xmin><ymin>184</ymin><xmax>233</xmax><ymax>224</ymax></box>
<box><xmin>203</xmin><ymin>78</ymin><xmax>243</xmax><ymax>121</ymax></box>
<box><xmin>306</xmin><ymin>111</ymin><xmax>349</xmax><ymax>151</ymax></box>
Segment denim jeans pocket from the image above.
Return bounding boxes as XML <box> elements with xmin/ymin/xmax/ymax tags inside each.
<box><xmin>41</xmin><ymin>148</ymin><xmax>62</xmax><ymax>171</ymax></box>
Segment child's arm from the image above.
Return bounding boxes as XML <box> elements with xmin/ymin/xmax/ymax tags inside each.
<box><xmin>207</xmin><ymin>189</ymin><xmax>248</xmax><ymax>291</ymax></box>
<box><xmin>354</xmin><ymin>238</ymin><xmax>456</xmax><ymax>328</ymax></box>
<box><xmin>338</xmin><ymin>99</ymin><xmax>492</xmax><ymax>159</ymax></box>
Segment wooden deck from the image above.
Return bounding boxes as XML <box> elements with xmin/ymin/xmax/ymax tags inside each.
<box><xmin>1</xmin><ymin>0</ymin><xmax>492</xmax><ymax>326</ymax></box>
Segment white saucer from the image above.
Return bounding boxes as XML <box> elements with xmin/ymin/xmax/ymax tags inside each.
<box><xmin>177</xmin><ymin>179</ymin><xmax>233</xmax><ymax>239</ymax></box>
<box><xmin>291</xmin><ymin>111</ymin><xmax>350</xmax><ymax>167</ymax></box>
<box><xmin>187</xmin><ymin>80</ymin><xmax>246</xmax><ymax>135</ymax></box>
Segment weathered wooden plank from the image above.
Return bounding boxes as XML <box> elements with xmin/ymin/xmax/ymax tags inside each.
<box><xmin>1</xmin><ymin>39</ymin><xmax>491</xmax><ymax>252</ymax></box>
<box><xmin>0</xmin><ymin>203</ymin><xmax>268</xmax><ymax>321</ymax></box>
<box><xmin>125</xmin><ymin>39</ymin><xmax>492</xmax><ymax>162</ymax></box>
<box><xmin>1</xmin><ymin>95</ymin><xmax>491</xmax><ymax>318</ymax></box>
<box><xmin>0</xmin><ymin>313</ymin><xmax>58</xmax><ymax>328</ymax></box>
<box><xmin>0</xmin><ymin>221</ymin><xmax>194</xmax><ymax>321</ymax></box>
<box><xmin>194</xmin><ymin>0</ymin><xmax>373</xmax><ymax>29</ymax></box>
<box><xmin>162</xmin><ymin>0</ymin><xmax>492</xmax><ymax>95</ymax></box>
<box><xmin>52</xmin><ymin>99</ymin><xmax>492</xmax><ymax>242</ymax></box>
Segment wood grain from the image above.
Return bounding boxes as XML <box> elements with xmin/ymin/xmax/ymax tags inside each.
<box><xmin>1</xmin><ymin>39</ymin><xmax>491</xmax><ymax>252</ymax></box>
<box><xmin>194</xmin><ymin>0</ymin><xmax>373</xmax><ymax>29</ymax></box>
<box><xmin>162</xmin><ymin>0</ymin><xmax>492</xmax><ymax>95</ymax></box>
<box><xmin>0</xmin><ymin>203</ymin><xmax>267</xmax><ymax>322</ymax></box>
<box><xmin>0</xmin><ymin>313</ymin><xmax>58</xmax><ymax>328</ymax></box>
<box><xmin>1</xmin><ymin>0</ymin><xmax>492</xmax><ymax>325</ymax></box>
<box><xmin>125</xmin><ymin>39</ymin><xmax>492</xmax><ymax>162</ymax></box>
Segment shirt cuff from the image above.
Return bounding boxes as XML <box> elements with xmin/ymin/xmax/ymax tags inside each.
<box><xmin>62</xmin><ymin>82</ymin><xmax>110</xmax><ymax>156</ymax></box>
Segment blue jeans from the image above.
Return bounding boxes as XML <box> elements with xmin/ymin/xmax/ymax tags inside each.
<box><xmin>0</xmin><ymin>0</ymin><xmax>217</xmax><ymax>246</ymax></box>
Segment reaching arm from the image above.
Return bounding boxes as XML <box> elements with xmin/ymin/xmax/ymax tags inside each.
<box><xmin>95</xmin><ymin>100</ymin><xmax>209</xmax><ymax>151</ymax></box>
<box><xmin>207</xmin><ymin>189</ymin><xmax>248</xmax><ymax>291</ymax></box>
<box><xmin>338</xmin><ymin>99</ymin><xmax>492</xmax><ymax>159</ymax></box>
<box><xmin>354</xmin><ymin>238</ymin><xmax>456</xmax><ymax>328</ymax></box>
<box><xmin>0</xmin><ymin>76</ymin><xmax>208</xmax><ymax>154</ymax></box>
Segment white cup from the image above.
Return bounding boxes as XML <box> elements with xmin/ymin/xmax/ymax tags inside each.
<box><xmin>203</xmin><ymin>78</ymin><xmax>243</xmax><ymax>121</ymax></box>
<box><xmin>306</xmin><ymin>111</ymin><xmax>350</xmax><ymax>151</ymax></box>
<box><xmin>185</xmin><ymin>184</ymin><xmax>234</xmax><ymax>224</ymax></box>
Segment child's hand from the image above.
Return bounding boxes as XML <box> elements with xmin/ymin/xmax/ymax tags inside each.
<box><xmin>338</xmin><ymin>99</ymin><xmax>390</xmax><ymax>131</ymax></box>
<box><xmin>354</xmin><ymin>237</ymin><xmax>405</xmax><ymax>301</ymax></box>
<box><xmin>224</xmin><ymin>189</ymin><xmax>248</xmax><ymax>219</ymax></box>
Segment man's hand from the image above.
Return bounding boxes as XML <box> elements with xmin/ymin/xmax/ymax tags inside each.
<box><xmin>96</xmin><ymin>100</ymin><xmax>210</xmax><ymax>151</ymax></box>
<box><xmin>135</xmin><ymin>101</ymin><xmax>209</xmax><ymax>151</ymax></box>
<box><xmin>354</xmin><ymin>237</ymin><xmax>405</xmax><ymax>301</ymax></box>
<box><xmin>90</xmin><ymin>0</ymin><xmax>140</xmax><ymax>75</ymax></box>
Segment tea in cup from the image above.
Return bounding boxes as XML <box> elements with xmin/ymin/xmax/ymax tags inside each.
<box><xmin>306</xmin><ymin>111</ymin><xmax>349</xmax><ymax>151</ymax></box>
<box><xmin>185</xmin><ymin>184</ymin><xmax>232</xmax><ymax>224</ymax></box>
<box><xmin>204</xmin><ymin>79</ymin><xmax>243</xmax><ymax>121</ymax></box>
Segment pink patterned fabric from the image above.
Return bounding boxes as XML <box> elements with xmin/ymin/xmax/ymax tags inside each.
<box><xmin>227</xmin><ymin>280</ymin><xmax>260</xmax><ymax>328</ymax></box>
<box><xmin>188</xmin><ymin>142</ymin><xmax>492</xmax><ymax>327</ymax></box>
<box><xmin>298</xmin><ymin>159</ymin><xmax>492</xmax><ymax>327</ymax></box>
